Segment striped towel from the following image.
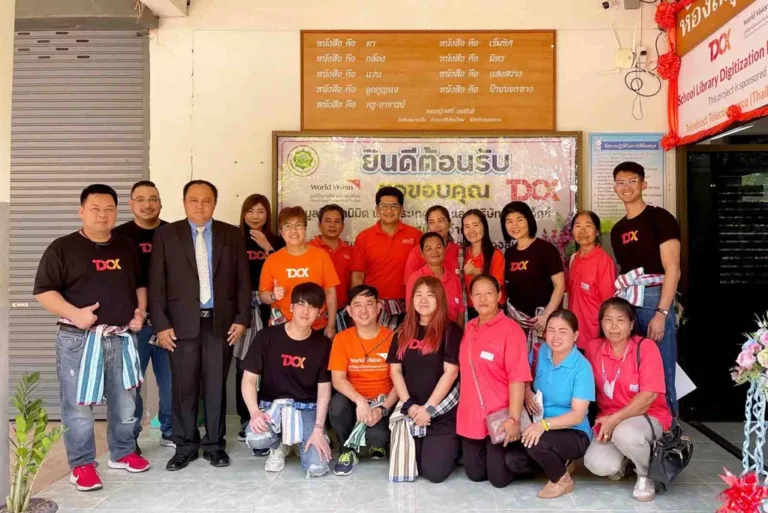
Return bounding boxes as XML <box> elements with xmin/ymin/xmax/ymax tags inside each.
<box><xmin>507</xmin><ymin>304</ymin><xmax>545</xmax><ymax>353</ymax></box>
<box><xmin>389</xmin><ymin>384</ymin><xmax>460</xmax><ymax>482</ymax></box>
<box><xmin>269</xmin><ymin>308</ymin><xmax>288</xmax><ymax>326</ymax></box>
<box><xmin>259</xmin><ymin>399</ymin><xmax>316</xmax><ymax>445</ymax></box>
<box><xmin>378</xmin><ymin>299</ymin><xmax>405</xmax><ymax>331</ymax></box>
<box><xmin>75</xmin><ymin>324</ymin><xmax>142</xmax><ymax>406</ymax></box>
<box><xmin>614</xmin><ymin>267</ymin><xmax>664</xmax><ymax>307</ymax></box>
<box><xmin>343</xmin><ymin>394</ymin><xmax>387</xmax><ymax>452</ymax></box>
<box><xmin>234</xmin><ymin>293</ymin><xmax>264</xmax><ymax>360</ymax></box>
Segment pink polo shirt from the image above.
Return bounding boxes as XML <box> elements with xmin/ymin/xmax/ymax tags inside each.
<box><xmin>405</xmin><ymin>264</ymin><xmax>465</xmax><ymax>322</ymax></box>
<box><xmin>403</xmin><ymin>241</ymin><xmax>461</xmax><ymax>285</ymax></box>
<box><xmin>568</xmin><ymin>246</ymin><xmax>617</xmax><ymax>348</ymax></box>
<box><xmin>457</xmin><ymin>311</ymin><xmax>531</xmax><ymax>440</ymax></box>
<box><xmin>584</xmin><ymin>335</ymin><xmax>673</xmax><ymax>431</ymax></box>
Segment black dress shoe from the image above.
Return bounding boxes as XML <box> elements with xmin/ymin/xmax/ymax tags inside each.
<box><xmin>202</xmin><ymin>450</ymin><xmax>230</xmax><ymax>467</ymax></box>
<box><xmin>166</xmin><ymin>452</ymin><xmax>198</xmax><ymax>471</ymax></box>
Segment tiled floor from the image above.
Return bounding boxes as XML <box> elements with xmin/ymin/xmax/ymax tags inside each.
<box><xmin>37</xmin><ymin>418</ymin><xmax>736</xmax><ymax>512</ymax></box>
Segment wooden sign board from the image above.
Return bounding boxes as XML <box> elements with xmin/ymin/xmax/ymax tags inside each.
<box><xmin>675</xmin><ymin>0</ymin><xmax>756</xmax><ymax>57</ymax></box>
<box><xmin>301</xmin><ymin>30</ymin><xmax>556</xmax><ymax>131</ymax></box>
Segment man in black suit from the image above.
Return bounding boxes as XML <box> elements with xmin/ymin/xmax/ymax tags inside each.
<box><xmin>149</xmin><ymin>180</ymin><xmax>250</xmax><ymax>471</ymax></box>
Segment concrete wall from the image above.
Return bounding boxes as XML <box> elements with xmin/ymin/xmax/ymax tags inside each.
<box><xmin>15</xmin><ymin>0</ymin><xmax>158</xmax><ymax>30</ymax></box>
<box><xmin>149</xmin><ymin>0</ymin><xmax>675</xmax><ymax>225</ymax></box>
<box><xmin>1</xmin><ymin>0</ymin><xmax>15</xmax><ymax>502</ymax></box>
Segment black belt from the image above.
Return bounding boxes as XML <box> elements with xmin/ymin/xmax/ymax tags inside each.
<box><xmin>58</xmin><ymin>323</ymin><xmax>85</xmax><ymax>334</ymax></box>
<box><xmin>200</xmin><ymin>309</ymin><xmax>213</xmax><ymax>318</ymax></box>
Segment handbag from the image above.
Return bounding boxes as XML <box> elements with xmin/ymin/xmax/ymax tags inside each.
<box><xmin>467</xmin><ymin>336</ymin><xmax>508</xmax><ymax>445</ymax></box>
<box><xmin>645</xmin><ymin>417</ymin><xmax>694</xmax><ymax>486</ymax></box>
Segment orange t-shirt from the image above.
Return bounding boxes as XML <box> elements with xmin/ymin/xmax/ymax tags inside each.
<box><xmin>259</xmin><ymin>246</ymin><xmax>340</xmax><ymax>329</ymax></box>
<box><xmin>351</xmin><ymin>221</ymin><xmax>422</xmax><ymax>300</ymax></box>
<box><xmin>328</xmin><ymin>327</ymin><xmax>394</xmax><ymax>399</ymax></box>
<box><xmin>309</xmin><ymin>236</ymin><xmax>353</xmax><ymax>307</ymax></box>
<box><xmin>464</xmin><ymin>247</ymin><xmax>507</xmax><ymax>307</ymax></box>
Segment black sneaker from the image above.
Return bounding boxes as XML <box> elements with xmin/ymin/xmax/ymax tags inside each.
<box><xmin>333</xmin><ymin>450</ymin><xmax>358</xmax><ymax>476</ymax></box>
<box><xmin>160</xmin><ymin>434</ymin><xmax>176</xmax><ymax>448</ymax></box>
<box><xmin>251</xmin><ymin>447</ymin><xmax>270</xmax><ymax>458</ymax></box>
<box><xmin>369</xmin><ymin>446</ymin><xmax>387</xmax><ymax>461</ymax></box>
<box><xmin>135</xmin><ymin>441</ymin><xmax>142</xmax><ymax>456</ymax></box>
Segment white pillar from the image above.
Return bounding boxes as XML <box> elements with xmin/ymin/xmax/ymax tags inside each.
<box><xmin>0</xmin><ymin>0</ymin><xmax>15</xmax><ymax>502</ymax></box>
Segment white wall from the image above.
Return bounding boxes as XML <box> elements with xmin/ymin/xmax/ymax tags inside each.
<box><xmin>149</xmin><ymin>0</ymin><xmax>674</xmax><ymax>224</ymax></box>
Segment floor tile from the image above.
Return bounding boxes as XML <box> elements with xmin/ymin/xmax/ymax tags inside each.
<box><xmin>570</xmin><ymin>483</ymin><xmax>655</xmax><ymax>511</ymax></box>
<box><xmin>41</xmin><ymin>481</ymin><xmax>119</xmax><ymax>509</ymax></box>
<box><xmin>130</xmin><ymin>458</ymin><xmax>213</xmax><ymax>482</ymax></box>
<box><xmin>172</xmin><ymin>480</ymin><xmax>270</xmax><ymax>511</ymax></box>
<box><xmin>651</xmin><ymin>484</ymin><xmax>722</xmax><ymax>511</ymax></box>
<box><xmin>416</xmin><ymin>479</ymin><xmax>497</xmax><ymax>510</ymax></box>
<box><xmin>200</xmin><ymin>459</ymin><xmax>278</xmax><ymax>482</ymax></box>
<box><xmin>337</xmin><ymin>482</ymin><xmax>417</xmax><ymax>510</ymax></box>
<box><xmin>94</xmin><ymin>482</ymin><xmax>188</xmax><ymax>510</ymax></box>
<box><xmin>255</xmin><ymin>481</ymin><xmax>345</xmax><ymax>510</ymax></box>
<box><xmin>493</xmin><ymin>481</ymin><xmax>576</xmax><ymax>510</ymax></box>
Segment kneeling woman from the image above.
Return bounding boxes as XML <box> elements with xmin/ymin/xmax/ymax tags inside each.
<box><xmin>518</xmin><ymin>310</ymin><xmax>594</xmax><ymax>499</ymax></box>
<box><xmin>583</xmin><ymin>297</ymin><xmax>673</xmax><ymax>502</ymax></box>
<box><xmin>387</xmin><ymin>276</ymin><xmax>462</xmax><ymax>483</ymax></box>
<box><xmin>457</xmin><ymin>274</ymin><xmax>532</xmax><ymax>488</ymax></box>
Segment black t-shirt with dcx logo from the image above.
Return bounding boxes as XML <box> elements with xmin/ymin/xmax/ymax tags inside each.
<box><xmin>242</xmin><ymin>324</ymin><xmax>332</xmax><ymax>404</ymax></box>
<box><xmin>610</xmin><ymin>206</ymin><xmax>680</xmax><ymax>275</ymax></box>
<box><xmin>113</xmin><ymin>219</ymin><xmax>168</xmax><ymax>284</ymax></box>
<box><xmin>33</xmin><ymin>231</ymin><xmax>144</xmax><ymax>327</ymax></box>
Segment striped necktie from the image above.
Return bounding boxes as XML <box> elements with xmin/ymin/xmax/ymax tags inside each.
<box><xmin>195</xmin><ymin>226</ymin><xmax>212</xmax><ymax>304</ymax></box>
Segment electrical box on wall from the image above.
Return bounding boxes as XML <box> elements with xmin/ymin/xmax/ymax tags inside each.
<box><xmin>623</xmin><ymin>0</ymin><xmax>641</xmax><ymax>9</ymax></box>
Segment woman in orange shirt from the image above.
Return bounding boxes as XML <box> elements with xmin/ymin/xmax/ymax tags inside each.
<box><xmin>461</xmin><ymin>209</ymin><xmax>506</xmax><ymax>321</ymax></box>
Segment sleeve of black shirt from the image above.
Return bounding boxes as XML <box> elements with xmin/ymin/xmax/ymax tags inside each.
<box><xmin>126</xmin><ymin>238</ymin><xmax>146</xmax><ymax>289</ymax></box>
<box><xmin>242</xmin><ymin>329</ymin><xmax>265</xmax><ymax>375</ymax></box>
<box><xmin>386</xmin><ymin>332</ymin><xmax>402</xmax><ymax>364</ymax></box>
<box><xmin>543</xmin><ymin>240</ymin><xmax>564</xmax><ymax>276</ymax></box>
<box><xmin>654</xmin><ymin>207</ymin><xmax>681</xmax><ymax>245</ymax></box>
<box><xmin>233</xmin><ymin>225</ymin><xmax>252</xmax><ymax>328</ymax></box>
<box><xmin>317</xmin><ymin>336</ymin><xmax>332</xmax><ymax>384</ymax></box>
<box><xmin>148</xmin><ymin>228</ymin><xmax>171</xmax><ymax>333</ymax></box>
<box><xmin>443</xmin><ymin>322</ymin><xmax>462</xmax><ymax>365</ymax></box>
<box><xmin>33</xmin><ymin>240</ymin><xmax>65</xmax><ymax>295</ymax></box>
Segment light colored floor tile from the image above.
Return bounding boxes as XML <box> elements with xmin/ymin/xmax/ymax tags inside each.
<box><xmin>94</xmin><ymin>482</ymin><xmax>188</xmax><ymax>510</ymax></box>
<box><xmin>172</xmin><ymin>480</ymin><xmax>270</xmax><ymax>511</ymax></box>
<box><xmin>255</xmin><ymin>481</ymin><xmax>345</xmax><ymax>510</ymax></box>
<box><xmin>570</xmin><ymin>483</ymin><xmax>655</xmax><ymax>511</ymax></box>
<box><xmin>651</xmin><ymin>484</ymin><xmax>722</xmax><ymax>511</ymax></box>
<box><xmin>337</xmin><ymin>482</ymin><xmax>417</xmax><ymax>510</ymax></box>
<box><xmin>493</xmin><ymin>481</ymin><xmax>576</xmax><ymax>510</ymax></box>
<box><xmin>130</xmin><ymin>458</ymin><xmax>213</xmax><ymax>482</ymax></box>
<box><xmin>417</xmin><ymin>479</ymin><xmax>497</xmax><ymax>510</ymax></box>
<box><xmin>200</xmin><ymin>459</ymin><xmax>278</xmax><ymax>482</ymax></box>
<box><xmin>347</xmin><ymin>460</ymin><xmax>390</xmax><ymax>481</ymax></box>
<box><xmin>41</xmin><ymin>481</ymin><xmax>120</xmax><ymax>510</ymax></box>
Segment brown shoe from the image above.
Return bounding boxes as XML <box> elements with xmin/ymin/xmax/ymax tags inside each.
<box><xmin>537</xmin><ymin>474</ymin><xmax>574</xmax><ymax>499</ymax></box>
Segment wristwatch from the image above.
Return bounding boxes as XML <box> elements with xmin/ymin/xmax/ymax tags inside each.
<box><xmin>425</xmin><ymin>404</ymin><xmax>437</xmax><ymax>416</ymax></box>
<box><xmin>656</xmin><ymin>308</ymin><xmax>669</xmax><ymax>316</ymax></box>
<box><xmin>400</xmin><ymin>398</ymin><xmax>415</xmax><ymax>415</ymax></box>
<box><xmin>378</xmin><ymin>405</ymin><xmax>390</xmax><ymax>417</ymax></box>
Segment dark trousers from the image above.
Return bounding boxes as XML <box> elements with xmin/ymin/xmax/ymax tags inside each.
<box><xmin>169</xmin><ymin>317</ymin><xmax>233</xmax><ymax>456</ymax></box>
<box><xmin>414</xmin><ymin>432</ymin><xmax>461</xmax><ymax>483</ymax></box>
<box><xmin>234</xmin><ymin>359</ymin><xmax>249</xmax><ymax>426</ymax></box>
<box><xmin>462</xmin><ymin>436</ymin><xmax>538</xmax><ymax>488</ymax></box>
<box><xmin>520</xmin><ymin>430</ymin><xmax>590</xmax><ymax>482</ymax></box>
<box><xmin>329</xmin><ymin>393</ymin><xmax>390</xmax><ymax>451</ymax></box>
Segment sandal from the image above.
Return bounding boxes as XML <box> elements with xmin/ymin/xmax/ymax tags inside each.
<box><xmin>537</xmin><ymin>474</ymin><xmax>574</xmax><ymax>499</ymax></box>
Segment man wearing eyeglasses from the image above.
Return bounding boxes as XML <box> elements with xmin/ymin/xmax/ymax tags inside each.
<box><xmin>114</xmin><ymin>180</ymin><xmax>172</xmax><ymax>452</ymax></box>
<box><xmin>351</xmin><ymin>186</ymin><xmax>422</xmax><ymax>329</ymax></box>
<box><xmin>610</xmin><ymin>161</ymin><xmax>681</xmax><ymax>414</ymax></box>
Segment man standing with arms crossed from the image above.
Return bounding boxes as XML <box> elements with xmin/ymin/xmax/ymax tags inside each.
<box><xmin>113</xmin><ymin>180</ymin><xmax>173</xmax><ymax>451</ymax></box>
<box><xmin>611</xmin><ymin>161</ymin><xmax>681</xmax><ymax>413</ymax></box>
<box><xmin>34</xmin><ymin>184</ymin><xmax>150</xmax><ymax>492</ymax></box>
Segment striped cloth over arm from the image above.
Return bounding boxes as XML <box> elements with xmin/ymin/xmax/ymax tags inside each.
<box><xmin>76</xmin><ymin>324</ymin><xmax>142</xmax><ymax>406</ymax></box>
<box><xmin>614</xmin><ymin>267</ymin><xmax>665</xmax><ymax>306</ymax></box>
<box><xmin>343</xmin><ymin>394</ymin><xmax>388</xmax><ymax>452</ymax></box>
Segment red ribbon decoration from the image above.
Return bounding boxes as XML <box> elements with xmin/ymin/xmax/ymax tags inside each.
<box><xmin>657</xmin><ymin>51</ymin><xmax>681</xmax><ymax>80</ymax></box>
<box><xmin>660</xmin><ymin>131</ymin><xmax>680</xmax><ymax>150</ymax></box>
<box><xmin>655</xmin><ymin>2</ymin><xmax>678</xmax><ymax>30</ymax></box>
<box><xmin>727</xmin><ymin>104</ymin><xmax>743</xmax><ymax>121</ymax></box>
<box><xmin>717</xmin><ymin>468</ymin><xmax>768</xmax><ymax>513</ymax></box>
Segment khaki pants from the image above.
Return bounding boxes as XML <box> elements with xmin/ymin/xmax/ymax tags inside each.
<box><xmin>584</xmin><ymin>415</ymin><xmax>662</xmax><ymax>478</ymax></box>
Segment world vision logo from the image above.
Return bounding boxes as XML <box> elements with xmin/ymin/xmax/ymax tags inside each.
<box><xmin>509</xmin><ymin>261</ymin><xmax>529</xmax><ymax>272</ymax></box>
<box><xmin>709</xmin><ymin>28</ymin><xmax>731</xmax><ymax>62</ymax></box>
<box><xmin>139</xmin><ymin>243</ymin><xmax>152</xmax><ymax>254</ymax></box>
<box><xmin>621</xmin><ymin>231</ymin><xmax>639</xmax><ymax>245</ymax></box>
<box><xmin>93</xmin><ymin>259</ymin><xmax>121</xmax><ymax>271</ymax></box>
<box><xmin>282</xmin><ymin>354</ymin><xmax>306</xmax><ymax>368</ymax></box>
<box><xmin>247</xmin><ymin>250</ymin><xmax>268</xmax><ymax>261</ymax></box>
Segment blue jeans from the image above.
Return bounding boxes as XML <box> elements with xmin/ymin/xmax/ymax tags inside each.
<box><xmin>133</xmin><ymin>324</ymin><xmax>172</xmax><ymax>438</ymax></box>
<box><xmin>245</xmin><ymin>409</ymin><xmax>329</xmax><ymax>477</ymax></box>
<box><xmin>634</xmin><ymin>286</ymin><xmax>678</xmax><ymax>414</ymax></box>
<box><xmin>56</xmin><ymin>327</ymin><xmax>138</xmax><ymax>468</ymax></box>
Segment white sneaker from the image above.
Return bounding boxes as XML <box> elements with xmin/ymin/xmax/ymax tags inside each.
<box><xmin>608</xmin><ymin>459</ymin><xmax>628</xmax><ymax>481</ymax></box>
<box><xmin>265</xmin><ymin>443</ymin><xmax>290</xmax><ymax>473</ymax></box>
<box><xmin>633</xmin><ymin>476</ymin><xmax>656</xmax><ymax>502</ymax></box>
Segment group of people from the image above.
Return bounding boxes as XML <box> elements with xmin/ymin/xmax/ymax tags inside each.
<box><xmin>33</xmin><ymin>160</ymin><xmax>681</xmax><ymax>503</ymax></box>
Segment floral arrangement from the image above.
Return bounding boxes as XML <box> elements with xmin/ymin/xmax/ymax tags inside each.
<box><xmin>731</xmin><ymin>313</ymin><xmax>768</xmax><ymax>387</ymax></box>
<box><xmin>717</xmin><ymin>467</ymin><xmax>768</xmax><ymax>513</ymax></box>
<box><xmin>539</xmin><ymin>211</ymin><xmax>576</xmax><ymax>276</ymax></box>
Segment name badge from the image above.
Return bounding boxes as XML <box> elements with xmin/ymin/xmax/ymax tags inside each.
<box><xmin>629</xmin><ymin>383</ymin><xmax>639</xmax><ymax>392</ymax></box>
<box><xmin>454</xmin><ymin>298</ymin><xmax>460</xmax><ymax>304</ymax></box>
<box><xmin>580</xmin><ymin>282</ymin><xmax>590</xmax><ymax>291</ymax></box>
<box><xmin>480</xmin><ymin>351</ymin><xmax>495</xmax><ymax>362</ymax></box>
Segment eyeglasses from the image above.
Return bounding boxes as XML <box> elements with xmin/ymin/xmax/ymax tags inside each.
<box><xmin>132</xmin><ymin>197</ymin><xmax>160</xmax><ymax>205</ymax></box>
<box><xmin>282</xmin><ymin>223</ymin><xmax>306</xmax><ymax>231</ymax></box>
<box><xmin>614</xmin><ymin>179</ymin><xmax>641</xmax><ymax>188</ymax></box>
<box><xmin>378</xmin><ymin>203</ymin><xmax>401</xmax><ymax>211</ymax></box>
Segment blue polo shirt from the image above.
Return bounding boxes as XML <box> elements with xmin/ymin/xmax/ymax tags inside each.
<box><xmin>533</xmin><ymin>344</ymin><xmax>595</xmax><ymax>440</ymax></box>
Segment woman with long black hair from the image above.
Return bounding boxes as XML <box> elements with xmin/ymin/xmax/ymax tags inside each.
<box><xmin>461</xmin><ymin>209</ymin><xmax>505</xmax><ymax>320</ymax></box>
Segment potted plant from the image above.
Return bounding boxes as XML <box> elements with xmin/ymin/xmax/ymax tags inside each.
<box><xmin>2</xmin><ymin>373</ymin><xmax>66</xmax><ymax>513</ymax></box>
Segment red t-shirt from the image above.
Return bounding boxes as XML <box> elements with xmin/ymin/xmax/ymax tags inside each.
<box><xmin>309</xmin><ymin>236</ymin><xmax>353</xmax><ymax>307</ymax></box>
<box><xmin>463</xmin><ymin>247</ymin><xmax>506</xmax><ymax>307</ymax></box>
<box><xmin>457</xmin><ymin>311</ymin><xmax>532</xmax><ymax>439</ymax></box>
<box><xmin>584</xmin><ymin>335</ymin><xmax>673</xmax><ymax>431</ymax></box>
<box><xmin>351</xmin><ymin>221</ymin><xmax>422</xmax><ymax>300</ymax></box>
<box><xmin>403</xmin><ymin>241</ymin><xmax>461</xmax><ymax>285</ymax></box>
<box><xmin>405</xmin><ymin>264</ymin><xmax>465</xmax><ymax>322</ymax></box>
<box><xmin>568</xmin><ymin>246</ymin><xmax>617</xmax><ymax>348</ymax></box>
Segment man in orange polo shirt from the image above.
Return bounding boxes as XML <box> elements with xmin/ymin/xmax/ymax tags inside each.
<box><xmin>328</xmin><ymin>284</ymin><xmax>398</xmax><ymax>475</ymax></box>
<box><xmin>310</xmin><ymin>204</ymin><xmax>353</xmax><ymax>329</ymax></box>
<box><xmin>351</xmin><ymin>186</ymin><xmax>422</xmax><ymax>329</ymax></box>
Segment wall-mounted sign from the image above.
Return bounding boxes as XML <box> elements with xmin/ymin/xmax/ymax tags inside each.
<box><xmin>675</xmin><ymin>0</ymin><xmax>755</xmax><ymax>57</ymax></box>
<box><xmin>301</xmin><ymin>31</ymin><xmax>556</xmax><ymax>131</ymax></box>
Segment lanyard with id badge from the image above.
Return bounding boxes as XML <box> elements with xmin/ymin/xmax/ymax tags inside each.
<box><xmin>600</xmin><ymin>342</ymin><xmax>631</xmax><ymax>400</ymax></box>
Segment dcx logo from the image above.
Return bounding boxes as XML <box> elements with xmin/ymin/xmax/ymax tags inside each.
<box><xmin>282</xmin><ymin>354</ymin><xmax>306</xmax><ymax>368</ymax></box>
<box><xmin>92</xmin><ymin>259</ymin><xmax>121</xmax><ymax>271</ymax></box>
<box><xmin>621</xmin><ymin>230</ymin><xmax>639</xmax><ymax>244</ymax></box>
<box><xmin>509</xmin><ymin>261</ymin><xmax>529</xmax><ymax>272</ymax></box>
<box><xmin>709</xmin><ymin>29</ymin><xmax>731</xmax><ymax>62</ymax></box>
<box><xmin>139</xmin><ymin>243</ymin><xmax>152</xmax><ymax>254</ymax></box>
<box><xmin>506</xmin><ymin>179</ymin><xmax>561</xmax><ymax>201</ymax></box>
<box><xmin>287</xmin><ymin>268</ymin><xmax>309</xmax><ymax>278</ymax></box>
<box><xmin>247</xmin><ymin>250</ymin><xmax>267</xmax><ymax>261</ymax></box>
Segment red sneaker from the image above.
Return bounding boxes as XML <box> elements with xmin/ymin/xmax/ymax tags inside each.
<box><xmin>108</xmin><ymin>452</ymin><xmax>151</xmax><ymax>473</ymax></box>
<box><xmin>70</xmin><ymin>463</ymin><xmax>103</xmax><ymax>491</ymax></box>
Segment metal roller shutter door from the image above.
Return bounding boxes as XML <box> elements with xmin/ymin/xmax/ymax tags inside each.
<box><xmin>10</xmin><ymin>30</ymin><xmax>148</xmax><ymax>419</ymax></box>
